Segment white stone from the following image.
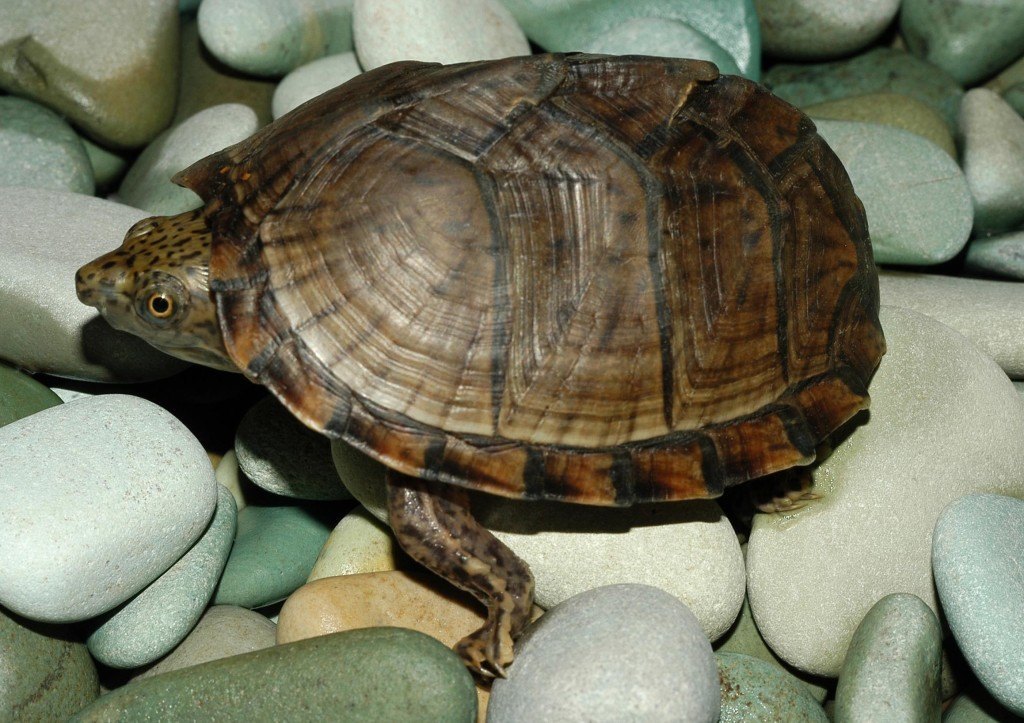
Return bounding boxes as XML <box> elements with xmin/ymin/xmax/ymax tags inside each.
<box><xmin>746</xmin><ymin>307</ymin><xmax>1024</xmax><ymax>676</ymax></box>
<box><xmin>756</xmin><ymin>0</ymin><xmax>901</xmax><ymax>60</ymax></box>
<box><xmin>353</xmin><ymin>0</ymin><xmax>530</xmax><ymax>71</ymax></box>
<box><xmin>118</xmin><ymin>104</ymin><xmax>259</xmax><ymax>216</ymax></box>
<box><xmin>489</xmin><ymin>584</ymin><xmax>720</xmax><ymax>722</ymax></box>
<box><xmin>960</xmin><ymin>88</ymin><xmax>1024</xmax><ymax>235</ymax></box>
<box><xmin>879</xmin><ymin>271</ymin><xmax>1024</xmax><ymax>379</ymax></box>
<box><xmin>0</xmin><ymin>187</ymin><xmax>187</xmax><ymax>381</ymax></box>
<box><xmin>307</xmin><ymin>506</ymin><xmax>399</xmax><ymax>582</ymax></box>
<box><xmin>583</xmin><ymin>18</ymin><xmax>741</xmax><ymax>75</ymax></box>
<box><xmin>332</xmin><ymin>442</ymin><xmax>746</xmax><ymax>641</ymax></box>
<box><xmin>0</xmin><ymin>394</ymin><xmax>219</xmax><ymax>622</ymax></box>
<box><xmin>272</xmin><ymin>52</ymin><xmax>362</xmax><ymax>119</ymax></box>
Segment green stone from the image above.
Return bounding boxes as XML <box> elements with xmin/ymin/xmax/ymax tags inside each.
<box><xmin>714</xmin><ymin>597</ymin><xmax>830</xmax><ymax>703</ymax></box>
<box><xmin>806</xmin><ymin>92</ymin><xmax>956</xmax><ymax>158</ymax></box>
<box><xmin>582</xmin><ymin>18</ymin><xmax>741</xmax><ymax>75</ymax></box>
<box><xmin>80</xmin><ymin>138</ymin><xmax>128</xmax><ymax>192</ymax></box>
<box><xmin>0</xmin><ymin>96</ymin><xmax>94</xmax><ymax>194</ymax></box>
<box><xmin>765</xmin><ymin>48</ymin><xmax>964</xmax><ymax>130</ymax></box>
<box><xmin>72</xmin><ymin>628</ymin><xmax>476</xmax><ymax>722</ymax></box>
<box><xmin>965</xmin><ymin>232</ymin><xmax>1024</xmax><ymax>281</ymax></box>
<box><xmin>175</xmin><ymin>17</ymin><xmax>274</xmax><ymax>126</ymax></box>
<box><xmin>717</xmin><ymin>652</ymin><xmax>828</xmax><ymax>722</ymax></box>
<box><xmin>833</xmin><ymin>593</ymin><xmax>942</xmax><ymax>722</ymax></box>
<box><xmin>0</xmin><ymin>607</ymin><xmax>98</xmax><ymax>720</ymax></box>
<box><xmin>901</xmin><ymin>0</ymin><xmax>1024</xmax><ymax>86</ymax></box>
<box><xmin>944</xmin><ymin>688</ymin><xmax>1018</xmax><ymax>722</ymax></box>
<box><xmin>501</xmin><ymin>0</ymin><xmax>760</xmax><ymax>79</ymax></box>
<box><xmin>0</xmin><ymin>363</ymin><xmax>62</xmax><ymax>428</ymax></box>
<box><xmin>213</xmin><ymin>504</ymin><xmax>333</xmax><ymax>608</ymax></box>
<box><xmin>0</xmin><ymin>0</ymin><xmax>180</xmax><ymax>149</ymax></box>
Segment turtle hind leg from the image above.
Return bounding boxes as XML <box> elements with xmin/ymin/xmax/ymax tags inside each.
<box><xmin>385</xmin><ymin>469</ymin><xmax>534</xmax><ymax>679</ymax></box>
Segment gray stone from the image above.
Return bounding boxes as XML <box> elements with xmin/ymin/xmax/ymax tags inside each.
<box><xmin>0</xmin><ymin>187</ymin><xmax>187</xmax><ymax>381</ymax></box>
<box><xmin>353</xmin><ymin>0</ymin><xmax>529</xmax><ymax>71</ymax></box>
<box><xmin>235</xmin><ymin>395</ymin><xmax>350</xmax><ymax>500</ymax></box>
<box><xmin>333</xmin><ymin>440</ymin><xmax>746</xmax><ymax>641</ymax></box>
<box><xmin>198</xmin><ymin>0</ymin><xmax>354</xmax><ymax>77</ymax></box>
<box><xmin>934</xmin><ymin>494</ymin><xmax>1024</xmax><ymax>716</ymax></box>
<box><xmin>833</xmin><ymin>593</ymin><xmax>942</xmax><ymax>721</ymax></box>
<box><xmin>582</xmin><ymin>18</ymin><xmax>741</xmax><ymax>75</ymax></box>
<box><xmin>118</xmin><ymin>104</ymin><xmax>259</xmax><ymax>216</ymax></box>
<box><xmin>0</xmin><ymin>0</ymin><xmax>180</xmax><ymax>148</ymax></box>
<box><xmin>81</xmin><ymin>138</ymin><xmax>128</xmax><ymax>192</ymax></box>
<box><xmin>756</xmin><ymin>0</ymin><xmax>901</xmax><ymax>60</ymax></box>
<box><xmin>135</xmin><ymin>606</ymin><xmax>277</xmax><ymax>680</ymax></box>
<box><xmin>815</xmin><ymin>120</ymin><xmax>972</xmax><ymax>266</ymax></box>
<box><xmin>960</xmin><ymin>89</ymin><xmax>1024</xmax><ymax>236</ymax></box>
<box><xmin>272</xmin><ymin>52</ymin><xmax>362</xmax><ymax>119</ymax></box>
<box><xmin>87</xmin><ymin>485</ymin><xmax>237</xmax><ymax>669</ymax></box>
<box><xmin>0</xmin><ymin>394</ymin><xmax>218</xmax><ymax>622</ymax></box>
<box><xmin>878</xmin><ymin>271</ymin><xmax>1024</xmax><ymax>379</ymax></box>
<box><xmin>746</xmin><ymin>307</ymin><xmax>1024</xmax><ymax>676</ymax></box>
<box><xmin>489</xmin><ymin>584</ymin><xmax>720</xmax><ymax>722</ymax></box>
<box><xmin>901</xmin><ymin>0</ymin><xmax>1024</xmax><ymax>86</ymax></box>
<box><xmin>965</xmin><ymin>231</ymin><xmax>1024</xmax><ymax>280</ymax></box>
<box><xmin>718</xmin><ymin>652</ymin><xmax>828</xmax><ymax>722</ymax></box>
<box><xmin>0</xmin><ymin>96</ymin><xmax>94</xmax><ymax>194</ymax></box>
<box><xmin>944</xmin><ymin>689</ymin><xmax>1020</xmax><ymax>722</ymax></box>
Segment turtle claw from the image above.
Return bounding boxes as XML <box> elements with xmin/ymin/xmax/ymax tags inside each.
<box><xmin>455</xmin><ymin>623</ymin><xmax>514</xmax><ymax>679</ymax></box>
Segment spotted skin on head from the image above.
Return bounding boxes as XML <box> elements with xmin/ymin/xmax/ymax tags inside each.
<box><xmin>75</xmin><ymin>208</ymin><xmax>238</xmax><ymax>372</ymax></box>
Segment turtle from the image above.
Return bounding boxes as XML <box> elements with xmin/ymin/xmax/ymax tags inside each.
<box><xmin>75</xmin><ymin>53</ymin><xmax>885</xmax><ymax>677</ymax></box>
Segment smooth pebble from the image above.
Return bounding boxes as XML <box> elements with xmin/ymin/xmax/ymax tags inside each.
<box><xmin>582</xmin><ymin>18</ymin><xmax>741</xmax><ymax>75</ymax></box>
<box><xmin>0</xmin><ymin>394</ymin><xmax>218</xmax><ymax>622</ymax></box>
<box><xmin>933</xmin><ymin>493</ymin><xmax>1024</xmax><ymax>716</ymax></box>
<box><xmin>81</xmin><ymin>138</ymin><xmax>128</xmax><ymax>191</ymax></box>
<box><xmin>0</xmin><ymin>363</ymin><xmax>62</xmax><ymax>428</ymax></box>
<box><xmin>965</xmin><ymin>231</ymin><xmax>1024</xmax><ymax>280</ymax></box>
<box><xmin>833</xmin><ymin>593</ymin><xmax>942</xmax><ymax>721</ymax></box>
<box><xmin>879</xmin><ymin>271</ymin><xmax>1024</xmax><ymax>379</ymax></box>
<box><xmin>307</xmin><ymin>505</ymin><xmax>400</xmax><ymax>582</ymax></box>
<box><xmin>959</xmin><ymin>89</ymin><xmax>1024</xmax><ymax>236</ymax></box>
<box><xmin>353</xmin><ymin>0</ymin><xmax>529</xmax><ymax>71</ymax></box>
<box><xmin>756</xmin><ymin>0</ymin><xmax>900</xmax><ymax>60</ymax></box>
<box><xmin>87</xmin><ymin>485</ymin><xmax>237</xmax><ymax>669</ymax></box>
<box><xmin>746</xmin><ymin>307</ymin><xmax>1024</xmax><ymax>676</ymax></box>
<box><xmin>0</xmin><ymin>97</ymin><xmax>94</xmax><ymax>194</ymax></box>
<box><xmin>488</xmin><ymin>584</ymin><xmax>720</xmax><ymax>722</ymax></box>
<box><xmin>198</xmin><ymin>0</ymin><xmax>354</xmax><ymax>77</ymax></box>
<box><xmin>73</xmin><ymin>628</ymin><xmax>476</xmax><ymax>722</ymax></box>
<box><xmin>135</xmin><ymin>605</ymin><xmax>277</xmax><ymax>680</ymax></box>
<box><xmin>272</xmin><ymin>52</ymin><xmax>362</xmax><ymax>119</ymax></box>
<box><xmin>814</xmin><ymin>120</ymin><xmax>972</xmax><ymax>265</ymax></box>
<box><xmin>235</xmin><ymin>395</ymin><xmax>350</xmax><ymax>500</ymax></box>
<box><xmin>334</xmin><ymin>441</ymin><xmax>746</xmax><ymax>641</ymax></box>
<box><xmin>0</xmin><ymin>187</ymin><xmax>187</xmax><ymax>381</ymax></box>
<box><xmin>118</xmin><ymin>104</ymin><xmax>260</xmax><ymax>216</ymax></box>
<box><xmin>717</xmin><ymin>652</ymin><xmax>827</xmax><ymax>722</ymax></box>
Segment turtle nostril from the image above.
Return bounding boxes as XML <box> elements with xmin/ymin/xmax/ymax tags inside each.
<box><xmin>75</xmin><ymin>268</ymin><xmax>96</xmax><ymax>305</ymax></box>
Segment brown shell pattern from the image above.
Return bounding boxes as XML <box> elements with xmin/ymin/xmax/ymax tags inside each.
<box><xmin>174</xmin><ymin>53</ymin><xmax>885</xmax><ymax>506</ymax></box>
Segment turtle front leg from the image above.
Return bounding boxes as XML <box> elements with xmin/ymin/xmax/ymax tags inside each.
<box><xmin>385</xmin><ymin>469</ymin><xmax>534</xmax><ymax>678</ymax></box>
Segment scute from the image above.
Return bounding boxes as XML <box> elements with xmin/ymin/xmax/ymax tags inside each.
<box><xmin>173</xmin><ymin>53</ymin><xmax>884</xmax><ymax>506</ymax></box>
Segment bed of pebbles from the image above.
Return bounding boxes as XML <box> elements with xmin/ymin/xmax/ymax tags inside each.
<box><xmin>1</xmin><ymin>0</ymin><xmax>1024</xmax><ymax>720</ymax></box>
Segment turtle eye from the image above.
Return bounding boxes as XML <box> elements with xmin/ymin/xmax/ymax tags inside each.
<box><xmin>147</xmin><ymin>292</ymin><xmax>175</xmax><ymax>318</ymax></box>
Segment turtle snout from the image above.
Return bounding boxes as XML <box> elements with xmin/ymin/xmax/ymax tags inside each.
<box><xmin>75</xmin><ymin>265</ymin><xmax>99</xmax><ymax>306</ymax></box>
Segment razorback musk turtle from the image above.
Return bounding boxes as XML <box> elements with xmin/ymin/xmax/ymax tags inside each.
<box><xmin>76</xmin><ymin>53</ymin><xmax>885</xmax><ymax>676</ymax></box>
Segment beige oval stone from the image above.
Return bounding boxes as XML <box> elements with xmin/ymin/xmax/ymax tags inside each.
<box><xmin>307</xmin><ymin>506</ymin><xmax>400</xmax><ymax>582</ymax></box>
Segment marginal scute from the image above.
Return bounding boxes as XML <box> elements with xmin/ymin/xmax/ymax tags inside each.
<box><xmin>182</xmin><ymin>53</ymin><xmax>884</xmax><ymax>505</ymax></box>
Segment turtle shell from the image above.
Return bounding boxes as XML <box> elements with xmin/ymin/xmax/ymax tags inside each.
<box><xmin>174</xmin><ymin>53</ymin><xmax>884</xmax><ymax>506</ymax></box>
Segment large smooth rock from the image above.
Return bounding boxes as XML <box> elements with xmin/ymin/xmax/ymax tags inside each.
<box><xmin>272</xmin><ymin>52</ymin><xmax>362</xmax><ymax>120</ymax></box>
<box><xmin>756</xmin><ymin>0</ymin><xmax>900</xmax><ymax>60</ymax></box>
<box><xmin>878</xmin><ymin>271</ymin><xmax>1024</xmax><ymax>379</ymax></box>
<box><xmin>0</xmin><ymin>363</ymin><xmax>62</xmax><ymax>428</ymax></box>
<box><xmin>933</xmin><ymin>493</ymin><xmax>1024</xmax><ymax>716</ymax></box>
<box><xmin>0</xmin><ymin>187</ymin><xmax>187</xmax><ymax>381</ymax></box>
<box><xmin>488</xmin><ymin>584</ymin><xmax>720</xmax><ymax>722</ymax></box>
<box><xmin>833</xmin><ymin>593</ymin><xmax>943</xmax><ymax>721</ymax></box>
<box><xmin>87</xmin><ymin>485</ymin><xmax>237</xmax><ymax>669</ymax></box>
<box><xmin>579</xmin><ymin>17</ymin><xmax>741</xmax><ymax>75</ymax></box>
<box><xmin>901</xmin><ymin>0</ymin><xmax>1024</xmax><ymax>86</ymax></box>
<box><xmin>500</xmin><ymin>0</ymin><xmax>761</xmax><ymax>79</ymax></box>
<box><xmin>198</xmin><ymin>0</ymin><xmax>354</xmax><ymax>77</ymax></box>
<box><xmin>746</xmin><ymin>307</ymin><xmax>1024</xmax><ymax>677</ymax></box>
<box><xmin>959</xmin><ymin>89</ymin><xmax>1024</xmax><ymax>236</ymax></box>
<box><xmin>0</xmin><ymin>607</ymin><xmax>98</xmax><ymax>720</ymax></box>
<box><xmin>717</xmin><ymin>652</ymin><xmax>827</xmax><ymax>722</ymax></box>
<box><xmin>0</xmin><ymin>394</ymin><xmax>218</xmax><ymax>622</ymax></box>
<box><xmin>354</xmin><ymin>0</ymin><xmax>529</xmax><ymax>71</ymax></box>
<box><xmin>815</xmin><ymin>120</ymin><xmax>972</xmax><ymax>265</ymax></box>
<box><xmin>333</xmin><ymin>442</ymin><xmax>746</xmax><ymax>641</ymax></box>
<box><xmin>118</xmin><ymin>104</ymin><xmax>259</xmax><ymax>216</ymax></box>
<box><xmin>0</xmin><ymin>96</ymin><xmax>94</xmax><ymax>194</ymax></box>
<box><xmin>0</xmin><ymin>0</ymin><xmax>180</xmax><ymax>149</ymax></box>
<box><xmin>73</xmin><ymin>628</ymin><xmax>477</xmax><ymax>722</ymax></box>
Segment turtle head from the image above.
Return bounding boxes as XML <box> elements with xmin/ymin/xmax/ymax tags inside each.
<box><xmin>75</xmin><ymin>208</ymin><xmax>238</xmax><ymax>372</ymax></box>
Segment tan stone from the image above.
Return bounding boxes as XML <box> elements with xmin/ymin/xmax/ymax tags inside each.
<box><xmin>307</xmin><ymin>506</ymin><xmax>401</xmax><ymax>582</ymax></box>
